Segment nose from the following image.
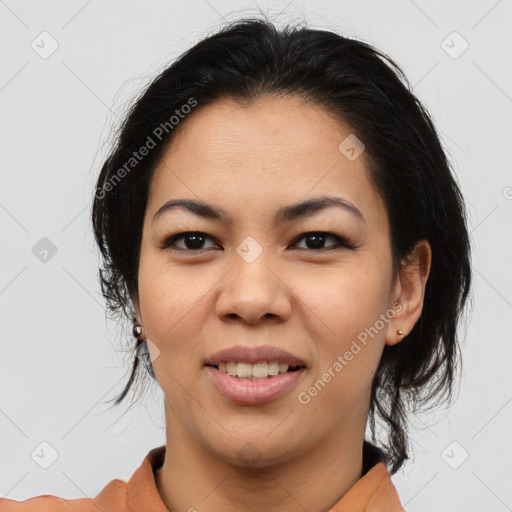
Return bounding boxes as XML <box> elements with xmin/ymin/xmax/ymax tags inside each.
<box><xmin>215</xmin><ymin>251</ymin><xmax>292</xmax><ymax>326</ymax></box>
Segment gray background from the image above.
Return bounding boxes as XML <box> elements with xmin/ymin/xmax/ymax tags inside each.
<box><xmin>1</xmin><ymin>1</ymin><xmax>511</xmax><ymax>510</ymax></box>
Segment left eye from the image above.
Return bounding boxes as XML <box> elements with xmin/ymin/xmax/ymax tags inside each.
<box><xmin>291</xmin><ymin>232</ymin><xmax>352</xmax><ymax>251</ymax></box>
<box><xmin>159</xmin><ymin>231</ymin><xmax>354</xmax><ymax>252</ymax></box>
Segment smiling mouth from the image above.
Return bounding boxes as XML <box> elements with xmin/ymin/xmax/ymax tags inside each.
<box><xmin>205</xmin><ymin>361</ymin><xmax>305</xmax><ymax>380</ymax></box>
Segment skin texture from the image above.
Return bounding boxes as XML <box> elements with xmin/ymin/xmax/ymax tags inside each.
<box><xmin>131</xmin><ymin>95</ymin><xmax>431</xmax><ymax>512</ymax></box>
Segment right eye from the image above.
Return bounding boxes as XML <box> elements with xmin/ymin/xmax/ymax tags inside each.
<box><xmin>158</xmin><ymin>231</ymin><xmax>221</xmax><ymax>252</ymax></box>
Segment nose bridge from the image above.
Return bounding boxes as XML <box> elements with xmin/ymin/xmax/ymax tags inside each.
<box><xmin>216</xmin><ymin>236</ymin><xmax>291</xmax><ymax>323</ymax></box>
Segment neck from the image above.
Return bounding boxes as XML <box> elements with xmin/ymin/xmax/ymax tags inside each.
<box><xmin>155</xmin><ymin>419</ymin><xmax>365</xmax><ymax>512</ymax></box>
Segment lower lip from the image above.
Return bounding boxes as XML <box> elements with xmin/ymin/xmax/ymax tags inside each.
<box><xmin>205</xmin><ymin>366</ymin><xmax>306</xmax><ymax>405</ymax></box>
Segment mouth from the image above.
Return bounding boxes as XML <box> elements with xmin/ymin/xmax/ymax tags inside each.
<box><xmin>204</xmin><ymin>345</ymin><xmax>308</xmax><ymax>405</ymax></box>
<box><xmin>204</xmin><ymin>361</ymin><xmax>305</xmax><ymax>380</ymax></box>
<box><xmin>203</xmin><ymin>345</ymin><xmax>308</xmax><ymax>404</ymax></box>
<box><xmin>205</xmin><ymin>364</ymin><xmax>306</xmax><ymax>404</ymax></box>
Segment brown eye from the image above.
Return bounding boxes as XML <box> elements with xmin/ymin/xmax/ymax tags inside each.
<box><xmin>159</xmin><ymin>230</ymin><xmax>356</xmax><ymax>253</ymax></box>
<box><xmin>159</xmin><ymin>231</ymin><xmax>220</xmax><ymax>251</ymax></box>
<box><xmin>291</xmin><ymin>232</ymin><xmax>355</xmax><ymax>251</ymax></box>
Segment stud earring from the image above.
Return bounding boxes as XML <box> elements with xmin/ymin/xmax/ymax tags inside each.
<box><xmin>133</xmin><ymin>322</ymin><xmax>145</xmax><ymax>348</ymax></box>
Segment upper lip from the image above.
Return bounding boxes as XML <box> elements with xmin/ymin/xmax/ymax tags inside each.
<box><xmin>204</xmin><ymin>345</ymin><xmax>307</xmax><ymax>367</ymax></box>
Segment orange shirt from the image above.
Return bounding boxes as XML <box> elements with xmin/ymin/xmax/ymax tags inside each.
<box><xmin>0</xmin><ymin>442</ymin><xmax>404</xmax><ymax>511</ymax></box>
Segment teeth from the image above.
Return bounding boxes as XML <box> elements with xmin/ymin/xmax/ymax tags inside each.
<box><xmin>216</xmin><ymin>361</ymin><xmax>295</xmax><ymax>379</ymax></box>
<box><xmin>268</xmin><ymin>361</ymin><xmax>280</xmax><ymax>375</ymax></box>
<box><xmin>237</xmin><ymin>362</ymin><xmax>253</xmax><ymax>378</ymax></box>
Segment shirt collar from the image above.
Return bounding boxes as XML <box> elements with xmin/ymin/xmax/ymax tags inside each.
<box><xmin>126</xmin><ymin>441</ymin><xmax>403</xmax><ymax>512</ymax></box>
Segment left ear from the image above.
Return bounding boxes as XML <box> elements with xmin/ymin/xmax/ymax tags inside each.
<box><xmin>386</xmin><ymin>239</ymin><xmax>432</xmax><ymax>346</ymax></box>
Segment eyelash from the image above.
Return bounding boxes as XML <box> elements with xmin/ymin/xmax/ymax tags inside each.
<box><xmin>158</xmin><ymin>231</ymin><xmax>357</xmax><ymax>253</ymax></box>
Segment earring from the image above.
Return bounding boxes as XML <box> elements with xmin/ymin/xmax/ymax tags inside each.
<box><xmin>397</xmin><ymin>330</ymin><xmax>405</xmax><ymax>339</ymax></box>
<box><xmin>132</xmin><ymin>321</ymin><xmax>156</xmax><ymax>379</ymax></box>
<box><xmin>133</xmin><ymin>322</ymin><xmax>145</xmax><ymax>348</ymax></box>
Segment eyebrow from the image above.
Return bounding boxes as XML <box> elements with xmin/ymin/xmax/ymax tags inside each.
<box><xmin>152</xmin><ymin>195</ymin><xmax>365</xmax><ymax>226</ymax></box>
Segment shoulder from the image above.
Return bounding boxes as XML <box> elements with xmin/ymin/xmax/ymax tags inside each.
<box><xmin>0</xmin><ymin>478</ymin><xmax>129</xmax><ymax>512</ymax></box>
<box><xmin>0</xmin><ymin>445</ymin><xmax>165</xmax><ymax>512</ymax></box>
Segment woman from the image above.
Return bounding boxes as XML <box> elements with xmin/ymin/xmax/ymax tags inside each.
<box><xmin>0</xmin><ymin>16</ymin><xmax>472</xmax><ymax>512</ymax></box>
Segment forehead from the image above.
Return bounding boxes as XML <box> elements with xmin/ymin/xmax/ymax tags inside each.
<box><xmin>148</xmin><ymin>95</ymin><xmax>386</xmax><ymax>229</ymax></box>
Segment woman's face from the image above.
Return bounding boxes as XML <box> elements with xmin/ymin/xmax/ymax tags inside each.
<box><xmin>134</xmin><ymin>95</ymin><xmax>407</xmax><ymax>467</ymax></box>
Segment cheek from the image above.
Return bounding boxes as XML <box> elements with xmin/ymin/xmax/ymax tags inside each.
<box><xmin>298</xmin><ymin>264</ymin><xmax>390</xmax><ymax>342</ymax></box>
<box><xmin>296</xmin><ymin>275</ymin><xmax>385</xmax><ymax>420</ymax></box>
<box><xmin>137</xmin><ymin>257</ymin><xmax>209</xmax><ymax>363</ymax></box>
<box><xmin>293</xmin><ymin>265</ymin><xmax>389</xmax><ymax>404</ymax></box>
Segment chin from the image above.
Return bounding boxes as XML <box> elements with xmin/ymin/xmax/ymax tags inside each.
<box><xmin>204</xmin><ymin>431</ymin><xmax>303</xmax><ymax>469</ymax></box>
